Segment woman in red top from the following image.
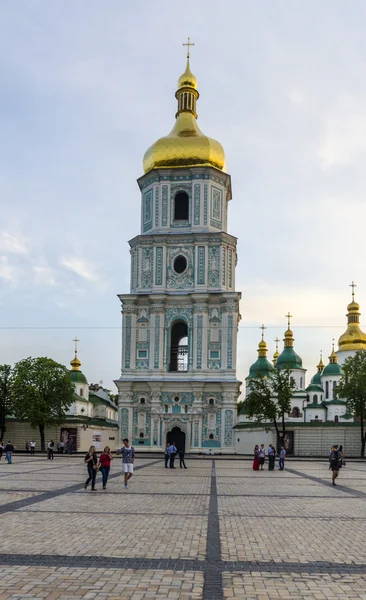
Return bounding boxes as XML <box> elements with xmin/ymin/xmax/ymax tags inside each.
<box><xmin>98</xmin><ymin>446</ymin><xmax>113</xmax><ymax>489</ymax></box>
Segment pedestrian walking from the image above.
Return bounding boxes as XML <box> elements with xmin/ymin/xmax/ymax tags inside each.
<box><xmin>121</xmin><ymin>438</ymin><xmax>135</xmax><ymax>489</ymax></box>
<box><xmin>67</xmin><ymin>441</ymin><xmax>73</xmax><ymax>455</ymax></box>
<box><xmin>259</xmin><ymin>444</ymin><xmax>265</xmax><ymax>470</ymax></box>
<box><xmin>99</xmin><ymin>446</ymin><xmax>113</xmax><ymax>489</ymax></box>
<box><xmin>179</xmin><ymin>448</ymin><xmax>187</xmax><ymax>469</ymax></box>
<box><xmin>47</xmin><ymin>440</ymin><xmax>55</xmax><ymax>460</ymax></box>
<box><xmin>59</xmin><ymin>441</ymin><xmax>64</xmax><ymax>454</ymax></box>
<box><xmin>339</xmin><ymin>444</ymin><xmax>346</xmax><ymax>467</ymax></box>
<box><xmin>329</xmin><ymin>444</ymin><xmax>342</xmax><ymax>485</ymax></box>
<box><xmin>0</xmin><ymin>441</ymin><xmax>3</xmax><ymax>460</ymax></box>
<box><xmin>279</xmin><ymin>446</ymin><xmax>286</xmax><ymax>470</ymax></box>
<box><xmin>4</xmin><ymin>441</ymin><xmax>14</xmax><ymax>464</ymax></box>
<box><xmin>268</xmin><ymin>444</ymin><xmax>275</xmax><ymax>471</ymax></box>
<box><xmin>84</xmin><ymin>445</ymin><xmax>98</xmax><ymax>490</ymax></box>
<box><xmin>30</xmin><ymin>440</ymin><xmax>36</xmax><ymax>455</ymax></box>
<box><xmin>168</xmin><ymin>442</ymin><xmax>177</xmax><ymax>469</ymax></box>
<box><xmin>25</xmin><ymin>441</ymin><xmax>29</xmax><ymax>453</ymax></box>
<box><xmin>164</xmin><ymin>443</ymin><xmax>170</xmax><ymax>468</ymax></box>
<box><xmin>253</xmin><ymin>445</ymin><xmax>260</xmax><ymax>470</ymax></box>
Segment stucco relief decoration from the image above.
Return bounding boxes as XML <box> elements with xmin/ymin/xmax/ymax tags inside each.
<box><xmin>208</xmin><ymin>246</ymin><xmax>220</xmax><ymax>287</ymax></box>
<box><xmin>164</xmin><ymin>307</ymin><xmax>193</xmax><ymax>328</ymax></box>
<box><xmin>141</xmin><ymin>248</ymin><xmax>153</xmax><ymax>289</ymax></box>
<box><xmin>224</xmin><ymin>409</ymin><xmax>233</xmax><ymax>446</ymax></box>
<box><xmin>167</xmin><ymin>247</ymin><xmax>194</xmax><ymax>290</ymax></box>
<box><xmin>120</xmin><ymin>407</ymin><xmax>129</xmax><ymax>440</ymax></box>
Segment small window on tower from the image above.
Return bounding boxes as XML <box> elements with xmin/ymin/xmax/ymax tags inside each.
<box><xmin>80</xmin><ymin>388</ymin><xmax>83</xmax><ymax>397</ymax></box>
<box><xmin>209</xmin><ymin>433</ymin><xmax>214</xmax><ymax>440</ymax></box>
<box><xmin>209</xmin><ymin>398</ymin><xmax>215</xmax><ymax>406</ymax></box>
<box><xmin>174</xmin><ymin>192</ymin><xmax>189</xmax><ymax>221</ymax></box>
<box><xmin>140</xmin><ymin>398</ymin><xmax>145</xmax><ymax>405</ymax></box>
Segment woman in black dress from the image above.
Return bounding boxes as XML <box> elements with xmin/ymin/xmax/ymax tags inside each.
<box><xmin>84</xmin><ymin>445</ymin><xmax>98</xmax><ymax>490</ymax></box>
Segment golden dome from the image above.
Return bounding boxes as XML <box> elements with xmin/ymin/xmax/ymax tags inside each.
<box><xmin>70</xmin><ymin>354</ymin><xmax>81</xmax><ymax>371</ymax></box>
<box><xmin>338</xmin><ymin>287</ymin><xmax>366</xmax><ymax>352</ymax></box>
<box><xmin>143</xmin><ymin>56</ymin><xmax>225</xmax><ymax>173</ymax></box>
<box><xmin>177</xmin><ymin>58</ymin><xmax>197</xmax><ymax>90</ymax></box>
<box><xmin>317</xmin><ymin>352</ymin><xmax>325</xmax><ymax>372</ymax></box>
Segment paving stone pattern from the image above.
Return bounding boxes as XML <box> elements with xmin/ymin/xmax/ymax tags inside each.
<box><xmin>0</xmin><ymin>455</ymin><xmax>365</xmax><ymax>598</ymax></box>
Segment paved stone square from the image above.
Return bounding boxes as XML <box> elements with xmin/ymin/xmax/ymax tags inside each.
<box><xmin>0</xmin><ymin>455</ymin><xmax>365</xmax><ymax>598</ymax></box>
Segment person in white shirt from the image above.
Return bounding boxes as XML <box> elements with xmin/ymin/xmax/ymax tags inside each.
<box><xmin>30</xmin><ymin>441</ymin><xmax>36</xmax><ymax>456</ymax></box>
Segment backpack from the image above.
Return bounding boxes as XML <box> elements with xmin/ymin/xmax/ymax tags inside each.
<box><xmin>330</xmin><ymin>450</ymin><xmax>340</xmax><ymax>466</ymax></box>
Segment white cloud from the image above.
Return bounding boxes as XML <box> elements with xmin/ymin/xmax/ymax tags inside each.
<box><xmin>0</xmin><ymin>232</ymin><xmax>28</xmax><ymax>255</ymax></box>
<box><xmin>60</xmin><ymin>256</ymin><xmax>99</xmax><ymax>283</ymax></box>
<box><xmin>33</xmin><ymin>265</ymin><xmax>56</xmax><ymax>286</ymax></box>
<box><xmin>0</xmin><ymin>256</ymin><xmax>19</xmax><ymax>283</ymax></box>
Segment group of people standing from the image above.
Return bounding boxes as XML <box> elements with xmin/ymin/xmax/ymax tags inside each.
<box><xmin>84</xmin><ymin>438</ymin><xmax>135</xmax><ymax>491</ymax></box>
<box><xmin>253</xmin><ymin>444</ymin><xmax>286</xmax><ymax>471</ymax></box>
<box><xmin>164</xmin><ymin>442</ymin><xmax>187</xmax><ymax>469</ymax></box>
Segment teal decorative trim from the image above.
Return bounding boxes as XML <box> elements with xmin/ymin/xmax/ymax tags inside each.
<box><xmin>124</xmin><ymin>315</ymin><xmax>132</xmax><ymax>369</ymax></box>
<box><xmin>208</xmin><ymin>246</ymin><xmax>220</xmax><ymax>287</ymax></box>
<box><xmin>143</xmin><ymin>189</ymin><xmax>153</xmax><ymax>233</ymax></box>
<box><xmin>161</xmin><ymin>392</ymin><xmax>194</xmax><ymax>405</ymax></box>
<box><xmin>141</xmin><ymin>248</ymin><xmax>153</xmax><ymax>288</ymax></box>
<box><xmin>203</xmin><ymin>184</ymin><xmax>208</xmax><ymax>226</ymax></box>
<box><xmin>194</xmin><ymin>183</ymin><xmax>201</xmax><ymax>225</ymax></box>
<box><xmin>155</xmin><ymin>247</ymin><xmax>163</xmax><ymax>286</ymax></box>
<box><xmin>154</xmin><ymin>314</ymin><xmax>160</xmax><ymax>369</ymax></box>
<box><xmin>155</xmin><ymin>186</ymin><xmax>159</xmax><ymax>227</ymax></box>
<box><xmin>196</xmin><ymin>315</ymin><xmax>203</xmax><ymax>369</ymax></box>
<box><xmin>197</xmin><ymin>246</ymin><xmax>205</xmax><ymax>285</ymax></box>
<box><xmin>210</xmin><ymin>186</ymin><xmax>222</xmax><ymax>228</ymax></box>
<box><xmin>120</xmin><ymin>408</ymin><xmax>129</xmax><ymax>440</ymax></box>
<box><xmin>228</xmin><ymin>249</ymin><xmax>233</xmax><ymax>288</ymax></box>
<box><xmin>194</xmin><ymin>421</ymin><xmax>199</xmax><ymax>447</ymax></box>
<box><xmin>222</xmin><ymin>247</ymin><xmax>226</xmax><ymax>286</ymax></box>
<box><xmin>172</xmin><ymin>404</ymin><xmax>181</xmax><ymax>414</ymax></box>
<box><xmin>136</xmin><ymin>249</ymin><xmax>140</xmax><ymax>289</ymax></box>
<box><xmin>224</xmin><ymin>409</ymin><xmax>233</xmax><ymax>446</ymax></box>
<box><xmin>162</xmin><ymin>185</ymin><xmax>168</xmax><ymax>226</ymax></box>
<box><xmin>227</xmin><ymin>315</ymin><xmax>233</xmax><ymax>369</ymax></box>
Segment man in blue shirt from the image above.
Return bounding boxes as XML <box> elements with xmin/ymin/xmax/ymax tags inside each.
<box><xmin>279</xmin><ymin>446</ymin><xmax>286</xmax><ymax>470</ymax></box>
<box><xmin>167</xmin><ymin>442</ymin><xmax>177</xmax><ymax>469</ymax></box>
<box><xmin>121</xmin><ymin>438</ymin><xmax>135</xmax><ymax>489</ymax></box>
<box><xmin>267</xmin><ymin>445</ymin><xmax>275</xmax><ymax>471</ymax></box>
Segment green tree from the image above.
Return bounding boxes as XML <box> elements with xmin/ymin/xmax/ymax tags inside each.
<box><xmin>11</xmin><ymin>357</ymin><xmax>75</xmax><ymax>451</ymax></box>
<box><xmin>0</xmin><ymin>364</ymin><xmax>12</xmax><ymax>440</ymax></box>
<box><xmin>245</xmin><ymin>367</ymin><xmax>296</xmax><ymax>445</ymax></box>
<box><xmin>237</xmin><ymin>400</ymin><xmax>244</xmax><ymax>415</ymax></box>
<box><xmin>337</xmin><ymin>350</ymin><xmax>366</xmax><ymax>457</ymax></box>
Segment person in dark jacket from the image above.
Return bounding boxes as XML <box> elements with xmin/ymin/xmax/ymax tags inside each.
<box><xmin>179</xmin><ymin>449</ymin><xmax>187</xmax><ymax>469</ymax></box>
<box><xmin>5</xmin><ymin>441</ymin><xmax>14</xmax><ymax>464</ymax></box>
<box><xmin>164</xmin><ymin>443</ymin><xmax>170</xmax><ymax>468</ymax></box>
<box><xmin>84</xmin><ymin>445</ymin><xmax>98</xmax><ymax>490</ymax></box>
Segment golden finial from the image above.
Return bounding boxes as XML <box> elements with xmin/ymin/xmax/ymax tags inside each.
<box><xmin>272</xmin><ymin>337</ymin><xmax>280</xmax><ymax>366</ymax></box>
<box><xmin>350</xmin><ymin>281</ymin><xmax>357</xmax><ymax>301</ymax></box>
<box><xmin>70</xmin><ymin>337</ymin><xmax>81</xmax><ymax>371</ymax></box>
<box><xmin>183</xmin><ymin>37</ymin><xmax>195</xmax><ymax>59</ymax></box>
<box><xmin>285</xmin><ymin>312</ymin><xmax>292</xmax><ymax>329</ymax></box>
<box><xmin>260</xmin><ymin>324</ymin><xmax>266</xmax><ymax>341</ymax></box>
<box><xmin>329</xmin><ymin>339</ymin><xmax>338</xmax><ymax>363</ymax></box>
<box><xmin>274</xmin><ymin>337</ymin><xmax>279</xmax><ymax>352</ymax></box>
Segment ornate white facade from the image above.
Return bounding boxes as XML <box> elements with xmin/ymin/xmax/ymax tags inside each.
<box><xmin>115</xmin><ymin>56</ymin><xmax>241</xmax><ymax>453</ymax></box>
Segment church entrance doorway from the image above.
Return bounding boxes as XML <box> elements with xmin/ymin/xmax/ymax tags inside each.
<box><xmin>167</xmin><ymin>427</ymin><xmax>186</xmax><ymax>453</ymax></box>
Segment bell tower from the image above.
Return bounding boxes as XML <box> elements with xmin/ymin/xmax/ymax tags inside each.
<box><xmin>115</xmin><ymin>43</ymin><xmax>241</xmax><ymax>453</ymax></box>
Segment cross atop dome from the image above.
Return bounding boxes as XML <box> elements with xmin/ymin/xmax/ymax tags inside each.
<box><xmin>183</xmin><ymin>37</ymin><xmax>195</xmax><ymax>59</ymax></box>
<box><xmin>350</xmin><ymin>280</ymin><xmax>357</xmax><ymax>301</ymax></box>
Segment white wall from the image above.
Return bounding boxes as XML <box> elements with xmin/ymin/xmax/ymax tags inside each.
<box><xmin>235</xmin><ymin>429</ymin><xmax>274</xmax><ymax>455</ymax></box>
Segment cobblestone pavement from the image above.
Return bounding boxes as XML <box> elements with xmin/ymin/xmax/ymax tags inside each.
<box><xmin>0</xmin><ymin>456</ymin><xmax>365</xmax><ymax>599</ymax></box>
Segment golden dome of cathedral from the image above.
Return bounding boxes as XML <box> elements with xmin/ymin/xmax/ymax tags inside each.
<box><xmin>338</xmin><ymin>290</ymin><xmax>366</xmax><ymax>352</ymax></box>
<box><xmin>143</xmin><ymin>55</ymin><xmax>225</xmax><ymax>173</ymax></box>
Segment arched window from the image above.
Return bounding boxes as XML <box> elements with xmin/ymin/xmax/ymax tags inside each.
<box><xmin>300</xmin><ymin>377</ymin><xmax>303</xmax><ymax>389</ymax></box>
<box><xmin>325</xmin><ymin>381</ymin><xmax>329</xmax><ymax>399</ymax></box>
<box><xmin>165</xmin><ymin>405</ymin><xmax>168</xmax><ymax>413</ymax></box>
<box><xmin>174</xmin><ymin>192</ymin><xmax>189</xmax><ymax>221</ymax></box>
<box><xmin>313</xmin><ymin>395</ymin><xmax>318</xmax><ymax>404</ymax></box>
<box><xmin>184</xmin><ymin>404</ymin><xmax>188</xmax><ymax>414</ymax></box>
<box><xmin>335</xmin><ymin>415</ymin><xmax>339</xmax><ymax>423</ymax></box>
<box><xmin>140</xmin><ymin>398</ymin><xmax>145</xmax><ymax>405</ymax></box>
<box><xmin>209</xmin><ymin>398</ymin><xmax>214</xmax><ymax>406</ymax></box>
<box><xmin>169</xmin><ymin>321</ymin><xmax>188</xmax><ymax>372</ymax></box>
<box><xmin>80</xmin><ymin>388</ymin><xmax>83</xmax><ymax>397</ymax></box>
<box><xmin>333</xmin><ymin>381</ymin><xmax>337</xmax><ymax>399</ymax></box>
<box><xmin>139</xmin><ymin>432</ymin><xmax>144</xmax><ymax>438</ymax></box>
<box><xmin>209</xmin><ymin>433</ymin><xmax>214</xmax><ymax>440</ymax></box>
<box><xmin>291</xmin><ymin>407</ymin><xmax>300</xmax><ymax>418</ymax></box>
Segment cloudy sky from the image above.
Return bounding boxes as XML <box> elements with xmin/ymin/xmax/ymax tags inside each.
<box><xmin>1</xmin><ymin>1</ymin><xmax>366</xmax><ymax>393</ymax></box>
